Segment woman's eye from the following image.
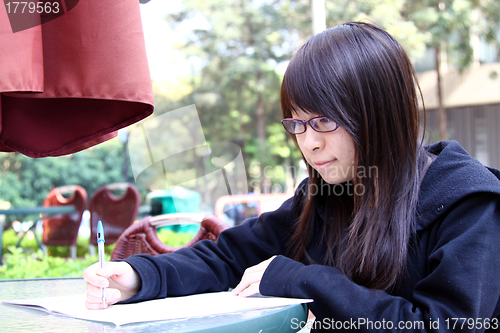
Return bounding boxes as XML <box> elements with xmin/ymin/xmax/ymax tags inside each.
<box><xmin>319</xmin><ymin>117</ymin><xmax>331</xmax><ymax>123</ymax></box>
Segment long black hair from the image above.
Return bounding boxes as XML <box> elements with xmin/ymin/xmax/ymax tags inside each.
<box><xmin>281</xmin><ymin>22</ymin><xmax>430</xmax><ymax>290</ymax></box>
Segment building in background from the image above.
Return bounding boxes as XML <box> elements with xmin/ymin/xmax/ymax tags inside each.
<box><xmin>414</xmin><ymin>36</ymin><xmax>500</xmax><ymax>169</ymax></box>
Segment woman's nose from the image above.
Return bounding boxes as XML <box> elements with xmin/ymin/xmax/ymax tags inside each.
<box><xmin>301</xmin><ymin>128</ymin><xmax>324</xmax><ymax>151</ymax></box>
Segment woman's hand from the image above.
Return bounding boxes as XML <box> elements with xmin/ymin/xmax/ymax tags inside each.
<box><xmin>83</xmin><ymin>261</ymin><xmax>140</xmax><ymax>310</ymax></box>
<box><xmin>231</xmin><ymin>256</ymin><xmax>276</xmax><ymax>297</ymax></box>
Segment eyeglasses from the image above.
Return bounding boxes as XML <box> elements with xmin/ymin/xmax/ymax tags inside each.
<box><xmin>281</xmin><ymin>116</ymin><xmax>339</xmax><ymax>134</ymax></box>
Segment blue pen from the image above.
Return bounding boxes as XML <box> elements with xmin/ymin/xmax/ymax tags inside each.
<box><xmin>97</xmin><ymin>220</ymin><xmax>106</xmax><ymax>307</ymax></box>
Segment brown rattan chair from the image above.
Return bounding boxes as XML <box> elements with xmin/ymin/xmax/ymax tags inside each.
<box><xmin>42</xmin><ymin>185</ymin><xmax>88</xmax><ymax>259</ymax></box>
<box><xmin>89</xmin><ymin>183</ymin><xmax>141</xmax><ymax>252</ymax></box>
<box><xmin>111</xmin><ymin>213</ymin><xmax>230</xmax><ymax>260</ymax></box>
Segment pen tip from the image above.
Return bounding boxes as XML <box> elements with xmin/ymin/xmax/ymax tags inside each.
<box><xmin>97</xmin><ymin>220</ymin><xmax>105</xmax><ymax>243</ymax></box>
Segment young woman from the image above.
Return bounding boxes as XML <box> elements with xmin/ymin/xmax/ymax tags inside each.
<box><xmin>84</xmin><ymin>22</ymin><xmax>500</xmax><ymax>332</ymax></box>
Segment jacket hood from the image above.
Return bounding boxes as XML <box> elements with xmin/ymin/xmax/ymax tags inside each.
<box><xmin>416</xmin><ymin>140</ymin><xmax>500</xmax><ymax>231</ymax></box>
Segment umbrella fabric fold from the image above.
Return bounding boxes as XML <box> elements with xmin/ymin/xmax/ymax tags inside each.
<box><xmin>0</xmin><ymin>0</ymin><xmax>154</xmax><ymax>157</ymax></box>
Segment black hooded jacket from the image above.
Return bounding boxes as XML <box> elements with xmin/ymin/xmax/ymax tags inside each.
<box><xmin>124</xmin><ymin>140</ymin><xmax>500</xmax><ymax>332</ymax></box>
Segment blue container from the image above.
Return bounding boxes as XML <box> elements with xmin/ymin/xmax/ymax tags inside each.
<box><xmin>148</xmin><ymin>187</ymin><xmax>201</xmax><ymax>233</ymax></box>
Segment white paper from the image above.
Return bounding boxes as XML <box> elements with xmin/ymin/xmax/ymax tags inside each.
<box><xmin>1</xmin><ymin>291</ymin><xmax>312</xmax><ymax>326</ymax></box>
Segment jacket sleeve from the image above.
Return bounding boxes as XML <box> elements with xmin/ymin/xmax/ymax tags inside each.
<box><xmin>260</xmin><ymin>193</ymin><xmax>500</xmax><ymax>332</ymax></box>
<box><xmin>119</xmin><ymin>192</ymin><xmax>300</xmax><ymax>303</ymax></box>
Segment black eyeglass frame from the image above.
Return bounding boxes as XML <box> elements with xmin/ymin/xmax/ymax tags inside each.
<box><xmin>281</xmin><ymin>116</ymin><xmax>339</xmax><ymax>134</ymax></box>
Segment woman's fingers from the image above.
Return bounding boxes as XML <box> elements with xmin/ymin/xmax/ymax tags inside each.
<box><xmin>235</xmin><ymin>282</ymin><xmax>260</xmax><ymax>297</ymax></box>
<box><xmin>83</xmin><ymin>261</ymin><xmax>140</xmax><ymax>310</ymax></box>
<box><xmin>85</xmin><ymin>281</ymin><xmax>121</xmax><ymax>299</ymax></box>
<box><xmin>85</xmin><ymin>299</ymin><xmax>105</xmax><ymax>310</ymax></box>
<box><xmin>83</xmin><ymin>262</ymin><xmax>138</xmax><ymax>289</ymax></box>
<box><xmin>82</xmin><ymin>262</ymin><xmax>107</xmax><ymax>287</ymax></box>
<box><xmin>85</xmin><ymin>286</ymin><xmax>122</xmax><ymax>309</ymax></box>
<box><xmin>232</xmin><ymin>268</ymin><xmax>263</xmax><ymax>295</ymax></box>
<box><xmin>232</xmin><ymin>256</ymin><xmax>276</xmax><ymax>297</ymax></box>
<box><xmin>85</xmin><ymin>280</ymin><xmax>102</xmax><ymax>298</ymax></box>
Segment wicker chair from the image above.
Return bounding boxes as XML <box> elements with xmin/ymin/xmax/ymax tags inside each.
<box><xmin>111</xmin><ymin>213</ymin><xmax>230</xmax><ymax>260</ymax></box>
<box><xmin>42</xmin><ymin>185</ymin><xmax>88</xmax><ymax>259</ymax></box>
<box><xmin>89</xmin><ymin>183</ymin><xmax>141</xmax><ymax>253</ymax></box>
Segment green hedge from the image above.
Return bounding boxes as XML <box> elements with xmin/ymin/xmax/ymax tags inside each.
<box><xmin>0</xmin><ymin>228</ymin><xmax>198</xmax><ymax>280</ymax></box>
<box><xmin>1</xmin><ymin>228</ymin><xmax>98</xmax><ymax>257</ymax></box>
<box><xmin>0</xmin><ymin>247</ymin><xmax>103</xmax><ymax>279</ymax></box>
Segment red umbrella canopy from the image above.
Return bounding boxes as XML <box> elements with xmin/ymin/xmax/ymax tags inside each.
<box><xmin>0</xmin><ymin>0</ymin><xmax>154</xmax><ymax>157</ymax></box>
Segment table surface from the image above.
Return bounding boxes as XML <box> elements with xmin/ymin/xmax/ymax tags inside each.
<box><xmin>0</xmin><ymin>278</ymin><xmax>308</xmax><ymax>333</ymax></box>
<box><xmin>0</xmin><ymin>205</ymin><xmax>76</xmax><ymax>216</ymax></box>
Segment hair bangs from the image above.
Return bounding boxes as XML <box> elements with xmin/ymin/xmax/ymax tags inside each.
<box><xmin>281</xmin><ymin>43</ymin><xmax>348</xmax><ymax>123</ymax></box>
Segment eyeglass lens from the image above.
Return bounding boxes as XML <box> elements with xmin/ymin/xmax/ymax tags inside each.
<box><xmin>282</xmin><ymin>117</ymin><xmax>337</xmax><ymax>134</ymax></box>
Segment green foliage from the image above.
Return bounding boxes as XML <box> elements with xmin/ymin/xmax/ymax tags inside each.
<box><xmin>405</xmin><ymin>0</ymin><xmax>500</xmax><ymax>69</ymax></box>
<box><xmin>1</xmin><ymin>228</ymin><xmax>114</xmax><ymax>258</ymax></box>
<box><xmin>0</xmin><ymin>138</ymin><xmax>141</xmax><ymax>218</ymax></box>
<box><xmin>325</xmin><ymin>0</ymin><xmax>430</xmax><ymax>61</ymax></box>
<box><xmin>2</xmin><ymin>228</ymin><xmax>39</xmax><ymax>254</ymax></box>
<box><xmin>162</xmin><ymin>0</ymin><xmax>312</xmax><ymax>193</ymax></box>
<box><xmin>0</xmin><ymin>247</ymin><xmax>103</xmax><ymax>280</ymax></box>
<box><xmin>0</xmin><ymin>229</ymin><xmax>198</xmax><ymax>279</ymax></box>
<box><xmin>157</xmin><ymin>228</ymin><xmax>199</xmax><ymax>247</ymax></box>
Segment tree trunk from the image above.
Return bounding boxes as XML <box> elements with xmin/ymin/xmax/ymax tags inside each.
<box><xmin>435</xmin><ymin>44</ymin><xmax>448</xmax><ymax>141</ymax></box>
<box><xmin>256</xmin><ymin>72</ymin><xmax>268</xmax><ymax>193</ymax></box>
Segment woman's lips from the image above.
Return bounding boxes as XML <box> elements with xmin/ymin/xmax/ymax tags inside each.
<box><xmin>312</xmin><ymin>159</ymin><xmax>335</xmax><ymax>169</ymax></box>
